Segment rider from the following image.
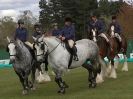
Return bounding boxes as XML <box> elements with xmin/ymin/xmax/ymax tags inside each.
<box><xmin>109</xmin><ymin>15</ymin><xmax>123</xmax><ymax>49</ymax></box>
<box><xmin>52</xmin><ymin>23</ymin><xmax>60</xmax><ymax>37</ymax></box>
<box><xmin>88</xmin><ymin>13</ymin><xmax>113</xmax><ymax>51</ymax></box>
<box><xmin>59</xmin><ymin>17</ymin><xmax>78</xmax><ymax>61</ymax></box>
<box><xmin>14</xmin><ymin>19</ymin><xmax>34</xmax><ymax>55</ymax></box>
<box><xmin>14</xmin><ymin>19</ymin><xmax>28</xmax><ymax>42</ymax></box>
<box><xmin>33</xmin><ymin>23</ymin><xmax>42</xmax><ymax>37</ymax></box>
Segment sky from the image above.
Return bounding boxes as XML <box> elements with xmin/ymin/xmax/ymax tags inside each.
<box><xmin>0</xmin><ymin>0</ymin><xmax>130</xmax><ymax>21</ymax></box>
<box><xmin>0</xmin><ymin>0</ymin><xmax>40</xmax><ymax>20</ymax></box>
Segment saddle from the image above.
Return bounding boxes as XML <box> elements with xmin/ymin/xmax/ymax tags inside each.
<box><xmin>63</xmin><ymin>40</ymin><xmax>78</xmax><ymax>68</ymax></box>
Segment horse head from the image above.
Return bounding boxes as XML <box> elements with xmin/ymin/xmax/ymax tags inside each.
<box><xmin>110</xmin><ymin>25</ymin><xmax>115</xmax><ymax>37</ymax></box>
<box><xmin>32</xmin><ymin>35</ymin><xmax>48</xmax><ymax>62</ymax></box>
<box><xmin>6</xmin><ymin>37</ymin><xmax>17</xmax><ymax>64</ymax></box>
<box><xmin>91</xmin><ymin>28</ymin><xmax>97</xmax><ymax>42</ymax></box>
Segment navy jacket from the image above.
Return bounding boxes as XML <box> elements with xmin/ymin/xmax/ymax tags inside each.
<box><xmin>52</xmin><ymin>29</ymin><xmax>60</xmax><ymax>37</ymax></box>
<box><xmin>110</xmin><ymin>21</ymin><xmax>121</xmax><ymax>34</ymax></box>
<box><xmin>88</xmin><ymin>20</ymin><xmax>105</xmax><ymax>34</ymax></box>
<box><xmin>14</xmin><ymin>27</ymin><xmax>28</xmax><ymax>42</ymax></box>
<box><xmin>60</xmin><ymin>25</ymin><xmax>75</xmax><ymax>40</ymax></box>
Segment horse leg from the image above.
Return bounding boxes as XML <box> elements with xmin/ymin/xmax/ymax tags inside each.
<box><xmin>35</xmin><ymin>62</ymin><xmax>46</xmax><ymax>83</ymax></box>
<box><xmin>42</xmin><ymin>62</ymin><xmax>51</xmax><ymax>82</ymax></box>
<box><xmin>98</xmin><ymin>56</ymin><xmax>108</xmax><ymax>79</ymax></box>
<box><xmin>109</xmin><ymin>60</ymin><xmax>117</xmax><ymax>79</ymax></box>
<box><xmin>54</xmin><ymin>70</ymin><xmax>68</xmax><ymax>94</ymax></box>
<box><xmin>122</xmin><ymin>54</ymin><xmax>128</xmax><ymax>71</ymax></box>
<box><xmin>82</xmin><ymin>61</ymin><xmax>97</xmax><ymax>88</ymax></box>
<box><xmin>114</xmin><ymin>55</ymin><xmax>119</xmax><ymax>69</ymax></box>
<box><xmin>16</xmin><ymin>71</ymin><xmax>28</xmax><ymax>95</ymax></box>
<box><xmin>31</xmin><ymin>61</ymin><xmax>36</xmax><ymax>90</ymax></box>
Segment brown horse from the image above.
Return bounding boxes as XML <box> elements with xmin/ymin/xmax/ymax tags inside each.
<box><xmin>89</xmin><ymin>28</ymin><xmax>128</xmax><ymax>83</ymax></box>
<box><xmin>108</xmin><ymin>25</ymin><xmax>128</xmax><ymax>72</ymax></box>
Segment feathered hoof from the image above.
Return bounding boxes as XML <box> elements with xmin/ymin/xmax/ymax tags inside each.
<box><xmin>122</xmin><ymin>63</ymin><xmax>128</xmax><ymax>72</ymax></box>
<box><xmin>96</xmin><ymin>74</ymin><xmax>104</xmax><ymax>84</ymax></box>
<box><xmin>31</xmin><ymin>87</ymin><xmax>36</xmax><ymax>91</ymax></box>
<box><xmin>122</xmin><ymin>68</ymin><xmax>128</xmax><ymax>72</ymax></box>
<box><xmin>22</xmin><ymin>90</ymin><xmax>28</xmax><ymax>95</ymax></box>
<box><xmin>89</xmin><ymin>83</ymin><xmax>97</xmax><ymax>88</ymax></box>
<box><xmin>109</xmin><ymin>69</ymin><xmax>117</xmax><ymax>79</ymax></box>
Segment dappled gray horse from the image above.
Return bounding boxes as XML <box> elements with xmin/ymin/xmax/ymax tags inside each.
<box><xmin>33</xmin><ymin>35</ymin><xmax>101</xmax><ymax>94</ymax></box>
<box><xmin>6</xmin><ymin>37</ymin><xmax>36</xmax><ymax>95</ymax></box>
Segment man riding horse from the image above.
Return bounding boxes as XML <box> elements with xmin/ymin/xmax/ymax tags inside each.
<box><xmin>88</xmin><ymin>13</ymin><xmax>113</xmax><ymax>51</ymax></box>
<box><xmin>108</xmin><ymin>15</ymin><xmax>124</xmax><ymax>51</ymax></box>
<box><xmin>59</xmin><ymin>17</ymin><xmax>79</xmax><ymax>61</ymax></box>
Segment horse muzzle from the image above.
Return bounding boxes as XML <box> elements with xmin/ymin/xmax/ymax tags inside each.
<box><xmin>9</xmin><ymin>58</ymin><xmax>15</xmax><ymax>64</ymax></box>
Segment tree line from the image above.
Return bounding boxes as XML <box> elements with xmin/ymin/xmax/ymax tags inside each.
<box><xmin>39</xmin><ymin>0</ymin><xmax>124</xmax><ymax>39</ymax></box>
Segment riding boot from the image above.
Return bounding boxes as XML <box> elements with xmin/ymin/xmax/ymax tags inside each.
<box><xmin>72</xmin><ymin>47</ymin><xmax>79</xmax><ymax>61</ymax></box>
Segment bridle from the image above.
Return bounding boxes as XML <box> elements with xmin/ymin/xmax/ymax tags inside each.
<box><xmin>34</xmin><ymin>38</ymin><xmax>61</xmax><ymax>57</ymax></box>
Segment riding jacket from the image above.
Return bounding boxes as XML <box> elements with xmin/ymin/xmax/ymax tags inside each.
<box><xmin>109</xmin><ymin>21</ymin><xmax>122</xmax><ymax>34</ymax></box>
<box><xmin>52</xmin><ymin>29</ymin><xmax>60</xmax><ymax>37</ymax></box>
<box><xmin>60</xmin><ymin>25</ymin><xmax>75</xmax><ymax>40</ymax></box>
<box><xmin>88</xmin><ymin>19</ymin><xmax>106</xmax><ymax>35</ymax></box>
<box><xmin>14</xmin><ymin>27</ymin><xmax>28</xmax><ymax>42</ymax></box>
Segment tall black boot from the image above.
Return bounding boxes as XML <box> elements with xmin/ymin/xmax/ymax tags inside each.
<box><xmin>72</xmin><ymin>47</ymin><xmax>79</xmax><ymax>61</ymax></box>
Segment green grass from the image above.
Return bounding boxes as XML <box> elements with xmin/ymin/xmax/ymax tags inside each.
<box><xmin>0</xmin><ymin>63</ymin><xmax>133</xmax><ymax>99</ymax></box>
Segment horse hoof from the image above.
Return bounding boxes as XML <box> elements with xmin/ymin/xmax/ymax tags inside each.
<box><xmin>31</xmin><ymin>87</ymin><xmax>36</xmax><ymax>91</ymax></box>
<box><xmin>89</xmin><ymin>83</ymin><xmax>96</xmax><ymax>88</ymax></box>
<box><xmin>58</xmin><ymin>88</ymin><xmax>65</xmax><ymax>94</ymax></box>
<box><xmin>91</xmin><ymin>83</ymin><xmax>97</xmax><ymax>88</ymax></box>
<box><xmin>22</xmin><ymin>90</ymin><xmax>28</xmax><ymax>95</ymax></box>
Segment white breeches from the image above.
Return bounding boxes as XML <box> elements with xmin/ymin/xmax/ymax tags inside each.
<box><xmin>25</xmin><ymin>41</ymin><xmax>33</xmax><ymax>49</ymax></box>
<box><xmin>68</xmin><ymin>40</ymin><xmax>74</xmax><ymax>48</ymax></box>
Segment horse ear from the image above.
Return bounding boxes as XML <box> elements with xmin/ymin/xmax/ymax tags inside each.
<box><xmin>6</xmin><ymin>36</ymin><xmax>10</xmax><ymax>43</ymax></box>
<box><xmin>32</xmin><ymin>36</ymin><xmax>37</xmax><ymax>41</ymax></box>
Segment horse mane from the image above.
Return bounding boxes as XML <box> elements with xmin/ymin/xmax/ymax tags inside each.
<box><xmin>15</xmin><ymin>40</ymin><xmax>30</xmax><ymax>61</ymax></box>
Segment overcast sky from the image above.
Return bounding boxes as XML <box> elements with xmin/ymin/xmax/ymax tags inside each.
<box><xmin>0</xmin><ymin>0</ymin><xmax>130</xmax><ymax>20</ymax></box>
<box><xmin>0</xmin><ymin>0</ymin><xmax>40</xmax><ymax>20</ymax></box>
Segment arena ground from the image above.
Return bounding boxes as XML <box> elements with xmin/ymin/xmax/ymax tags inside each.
<box><xmin>0</xmin><ymin>63</ymin><xmax>133</xmax><ymax>99</ymax></box>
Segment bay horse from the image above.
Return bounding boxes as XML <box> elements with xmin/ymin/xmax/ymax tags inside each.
<box><xmin>108</xmin><ymin>25</ymin><xmax>128</xmax><ymax>72</ymax></box>
<box><xmin>89</xmin><ymin>27</ymin><xmax>128</xmax><ymax>81</ymax></box>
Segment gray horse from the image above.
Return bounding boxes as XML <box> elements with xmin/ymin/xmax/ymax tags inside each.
<box><xmin>33</xmin><ymin>35</ymin><xmax>101</xmax><ymax>94</ymax></box>
<box><xmin>6</xmin><ymin>37</ymin><xmax>36</xmax><ymax>95</ymax></box>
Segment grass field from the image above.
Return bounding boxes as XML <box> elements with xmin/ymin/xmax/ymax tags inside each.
<box><xmin>0</xmin><ymin>63</ymin><xmax>133</xmax><ymax>99</ymax></box>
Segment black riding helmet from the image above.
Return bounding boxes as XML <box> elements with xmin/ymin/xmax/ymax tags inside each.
<box><xmin>18</xmin><ymin>19</ymin><xmax>24</xmax><ymax>24</ymax></box>
<box><xmin>65</xmin><ymin>17</ymin><xmax>72</xmax><ymax>22</ymax></box>
<box><xmin>112</xmin><ymin>15</ymin><xmax>117</xmax><ymax>20</ymax></box>
<box><xmin>34</xmin><ymin>23</ymin><xmax>41</xmax><ymax>29</ymax></box>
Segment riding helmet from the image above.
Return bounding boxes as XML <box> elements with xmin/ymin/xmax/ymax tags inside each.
<box><xmin>18</xmin><ymin>19</ymin><xmax>24</xmax><ymax>24</ymax></box>
<box><xmin>34</xmin><ymin>23</ymin><xmax>41</xmax><ymax>29</ymax></box>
